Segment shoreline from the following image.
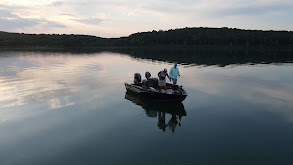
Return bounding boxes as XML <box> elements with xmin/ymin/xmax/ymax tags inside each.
<box><xmin>1</xmin><ymin>45</ymin><xmax>293</xmax><ymax>51</ymax></box>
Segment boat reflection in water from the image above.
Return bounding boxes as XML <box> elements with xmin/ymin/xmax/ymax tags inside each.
<box><xmin>125</xmin><ymin>91</ymin><xmax>187</xmax><ymax>133</ymax></box>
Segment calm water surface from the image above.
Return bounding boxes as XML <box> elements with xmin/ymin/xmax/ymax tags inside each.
<box><xmin>1</xmin><ymin>51</ymin><xmax>293</xmax><ymax>165</ymax></box>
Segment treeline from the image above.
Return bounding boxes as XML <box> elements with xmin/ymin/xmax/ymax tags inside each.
<box><xmin>1</xmin><ymin>27</ymin><xmax>293</xmax><ymax>48</ymax></box>
<box><xmin>0</xmin><ymin>32</ymin><xmax>109</xmax><ymax>47</ymax></box>
<box><xmin>126</xmin><ymin>27</ymin><xmax>293</xmax><ymax>47</ymax></box>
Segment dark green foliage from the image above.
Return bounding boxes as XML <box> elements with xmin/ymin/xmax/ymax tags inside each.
<box><xmin>0</xmin><ymin>32</ymin><xmax>108</xmax><ymax>47</ymax></box>
<box><xmin>125</xmin><ymin>27</ymin><xmax>293</xmax><ymax>47</ymax></box>
<box><xmin>0</xmin><ymin>27</ymin><xmax>293</xmax><ymax>48</ymax></box>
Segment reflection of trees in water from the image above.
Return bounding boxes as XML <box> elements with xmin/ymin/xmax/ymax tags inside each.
<box><xmin>125</xmin><ymin>92</ymin><xmax>186</xmax><ymax>133</ymax></box>
<box><xmin>3</xmin><ymin>47</ymin><xmax>292</xmax><ymax>66</ymax></box>
<box><xmin>55</xmin><ymin>47</ymin><xmax>293</xmax><ymax>66</ymax></box>
<box><xmin>120</xmin><ymin>47</ymin><xmax>293</xmax><ymax>67</ymax></box>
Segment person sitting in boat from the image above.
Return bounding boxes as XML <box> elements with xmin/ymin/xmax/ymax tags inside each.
<box><xmin>158</xmin><ymin>68</ymin><xmax>170</xmax><ymax>92</ymax></box>
<box><xmin>169</xmin><ymin>63</ymin><xmax>180</xmax><ymax>86</ymax></box>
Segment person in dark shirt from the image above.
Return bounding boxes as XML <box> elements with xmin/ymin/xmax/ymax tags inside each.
<box><xmin>158</xmin><ymin>68</ymin><xmax>170</xmax><ymax>92</ymax></box>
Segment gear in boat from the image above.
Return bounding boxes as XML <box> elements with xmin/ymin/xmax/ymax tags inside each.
<box><xmin>124</xmin><ymin>72</ymin><xmax>187</xmax><ymax>102</ymax></box>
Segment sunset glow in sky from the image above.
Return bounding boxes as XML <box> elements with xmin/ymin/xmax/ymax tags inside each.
<box><xmin>0</xmin><ymin>0</ymin><xmax>293</xmax><ymax>38</ymax></box>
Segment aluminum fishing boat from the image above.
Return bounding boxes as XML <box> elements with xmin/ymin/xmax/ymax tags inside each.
<box><xmin>124</xmin><ymin>72</ymin><xmax>187</xmax><ymax>102</ymax></box>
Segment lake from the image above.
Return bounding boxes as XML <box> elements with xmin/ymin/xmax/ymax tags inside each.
<box><xmin>1</xmin><ymin>49</ymin><xmax>293</xmax><ymax>165</ymax></box>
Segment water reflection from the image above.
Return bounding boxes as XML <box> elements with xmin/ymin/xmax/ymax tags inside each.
<box><xmin>1</xmin><ymin>50</ymin><xmax>293</xmax><ymax>164</ymax></box>
<box><xmin>125</xmin><ymin>91</ymin><xmax>186</xmax><ymax>133</ymax></box>
<box><xmin>2</xmin><ymin>47</ymin><xmax>293</xmax><ymax>66</ymax></box>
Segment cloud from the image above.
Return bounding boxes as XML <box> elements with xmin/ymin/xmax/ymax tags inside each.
<box><xmin>0</xmin><ymin>18</ymin><xmax>40</xmax><ymax>29</ymax></box>
<box><xmin>0</xmin><ymin>9</ymin><xmax>66</xmax><ymax>31</ymax></box>
<box><xmin>43</xmin><ymin>20</ymin><xmax>67</xmax><ymax>28</ymax></box>
<box><xmin>142</xmin><ymin>0</ymin><xmax>194</xmax><ymax>13</ymax></box>
<box><xmin>0</xmin><ymin>4</ymin><xmax>24</xmax><ymax>10</ymax></box>
<box><xmin>51</xmin><ymin>1</ymin><xmax>64</xmax><ymax>6</ymax></box>
<box><xmin>213</xmin><ymin>2</ymin><xmax>293</xmax><ymax>17</ymax></box>
<box><xmin>59</xmin><ymin>13</ymin><xmax>76</xmax><ymax>17</ymax></box>
<box><xmin>0</xmin><ymin>17</ymin><xmax>66</xmax><ymax>30</ymax></box>
<box><xmin>0</xmin><ymin>9</ymin><xmax>17</xmax><ymax>18</ymax></box>
<box><xmin>0</xmin><ymin>0</ymin><xmax>293</xmax><ymax>37</ymax></box>
<box><xmin>71</xmin><ymin>18</ymin><xmax>103</xmax><ymax>25</ymax></box>
<box><xmin>140</xmin><ymin>0</ymin><xmax>293</xmax><ymax>18</ymax></box>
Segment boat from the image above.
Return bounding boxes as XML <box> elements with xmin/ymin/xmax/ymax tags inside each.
<box><xmin>124</xmin><ymin>72</ymin><xmax>187</xmax><ymax>102</ymax></box>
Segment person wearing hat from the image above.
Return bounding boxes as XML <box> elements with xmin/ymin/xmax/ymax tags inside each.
<box><xmin>158</xmin><ymin>68</ymin><xmax>170</xmax><ymax>92</ymax></box>
<box><xmin>169</xmin><ymin>63</ymin><xmax>180</xmax><ymax>86</ymax></box>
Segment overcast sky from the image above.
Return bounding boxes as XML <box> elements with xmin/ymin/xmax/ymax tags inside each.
<box><xmin>0</xmin><ymin>0</ymin><xmax>292</xmax><ymax>38</ymax></box>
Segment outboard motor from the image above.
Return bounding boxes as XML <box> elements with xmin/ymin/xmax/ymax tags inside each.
<box><xmin>134</xmin><ymin>73</ymin><xmax>141</xmax><ymax>85</ymax></box>
<box><xmin>145</xmin><ymin>71</ymin><xmax>151</xmax><ymax>80</ymax></box>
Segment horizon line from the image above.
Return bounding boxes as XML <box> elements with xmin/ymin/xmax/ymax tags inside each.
<box><xmin>1</xmin><ymin>26</ymin><xmax>292</xmax><ymax>39</ymax></box>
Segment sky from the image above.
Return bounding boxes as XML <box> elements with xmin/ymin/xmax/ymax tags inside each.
<box><xmin>0</xmin><ymin>0</ymin><xmax>293</xmax><ymax>38</ymax></box>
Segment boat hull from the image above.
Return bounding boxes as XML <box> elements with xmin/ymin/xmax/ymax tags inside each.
<box><xmin>125</xmin><ymin>83</ymin><xmax>187</xmax><ymax>102</ymax></box>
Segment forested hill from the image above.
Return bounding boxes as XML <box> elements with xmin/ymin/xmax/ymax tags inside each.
<box><xmin>1</xmin><ymin>27</ymin><xmax>293</xmax><ymax>48</ymax></box>
<box><xmin>0</xmin><ymin>31</ymin><xmax>109</xmax><ymax>47</ymax></box>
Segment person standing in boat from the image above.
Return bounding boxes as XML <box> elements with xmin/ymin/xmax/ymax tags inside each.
<box><xmin>169</xmin><ymin>63</ymin><xmax>180</xmax><ymax>86</ymax></box>
<box><xmin>158</xmin><ymin>68</ymin><xmax>170</xmax><ymax>92</ymax></box>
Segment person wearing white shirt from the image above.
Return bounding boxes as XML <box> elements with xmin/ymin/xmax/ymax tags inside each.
<box><xmin>169</xmin><ymin>63</ymin><xmax>180</xmax><ymax>86</ymax></box>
